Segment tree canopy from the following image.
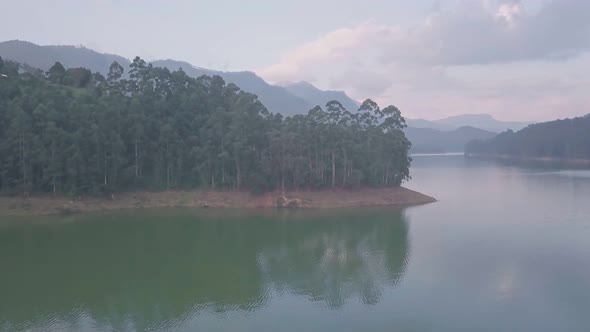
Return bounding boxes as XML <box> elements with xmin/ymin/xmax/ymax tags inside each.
<box><xmin>0</xmin><ymin>58</ymin><xmax>411</xmax><ymax>196</ymax></box>
<box><xmin>465</xmin><ymin>115</ymin><xmax>590</xmax><ymax>159</ymax></box>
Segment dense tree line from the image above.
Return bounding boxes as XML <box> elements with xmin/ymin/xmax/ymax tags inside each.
<box><xmin>465</xmin><ymin>115</ymin><xmax>590</xmax><ymax>159</ymax></box>
<box><xmin>0</xmin><ymin>55</ymin><xmax>411</xmax><ymax>196</ymax></box>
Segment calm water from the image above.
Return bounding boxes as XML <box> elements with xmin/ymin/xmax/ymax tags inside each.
<box><xmin>1</xmin><ymin>155</ymin><xmax>590</xmax><ymax>332</ymax></box>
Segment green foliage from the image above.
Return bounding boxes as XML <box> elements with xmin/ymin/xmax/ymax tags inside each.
<box><xmin>466</xmin><ymin>115</ymin><xmax>590</xmax><ymax>159</ymax></box>
<box><xmin>0</xmin><ymin>58</ymin><xmax>19</xmax><ymax>77</ymax></box>
<box><xmin>0</xmin><ymin>58</ymin><xmax>412</xmax><ymax>196</ymax></box>
<box><xmin>47</xmin><ymin>61</ymin><xmax>66</xmax><ymax>84</ymax></box>
<box><xmin>62</xmin><ymin>67</ymin><xmax>92</xmax><ymax>88</ymax></box>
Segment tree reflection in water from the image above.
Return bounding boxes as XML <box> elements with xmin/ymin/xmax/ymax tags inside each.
<box><xmin>0</xmin><ymin>208</ymin><xmax>410</xmax><ymax>331</ymax></box>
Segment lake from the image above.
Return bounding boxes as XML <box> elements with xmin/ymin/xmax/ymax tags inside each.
<box><xmin>1</xmin><ymin>155</ymin><xmax>589</xmax><ymax>332</ymax></box>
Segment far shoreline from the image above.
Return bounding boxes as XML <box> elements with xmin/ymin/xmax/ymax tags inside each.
<box><xmin>465</xmin><ymin>153</ymin><xmax>590</xmax><ymax>166</ymax></box>
<box><xmin>0</xmin><ymin>187</ymin><xmax>436</xmax><ymax>217</ymax></box>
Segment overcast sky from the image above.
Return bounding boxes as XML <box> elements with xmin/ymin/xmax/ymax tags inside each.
<box><xmin>2</xmin><ymin>0</ymin><xmax>589</xmax><ymax>121</ymax></box>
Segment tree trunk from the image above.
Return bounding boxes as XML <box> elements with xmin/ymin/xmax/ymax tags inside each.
<box><xmin>167</xmin><ymin>165</ymin><xmax>170</xmax><ymax>190</ymax></box>
<box><xmin>236</xmin><ymin>158</ymin><xmax>241</xmax><ymax>190</ymax></box>
<box><xmin>342</xmin><ymin>148</ymin><xmax>347</xmax><ymax>187</ymax></box>
<box><xmin>293</xmin><ymin>162</ymin><xmax>299</xmax><ymax>191</ymax></box>
<box><xmin>210</xmin><ymin>156</ymin><xmax>215</xmax><ymax>189</ymax></box>
<box><xmin>112</xmin><ymin>145</ymin><xmax>118</xmax><ymax>185</ymax></box>
<box><xmin>104</xmin><ymin>151</ymin><xmax>108</xmax><ymax>185</ymax></box>
<box><xmin>134</xmin><ymin>140</ymin><xmax>139</xmax><ymax>178</ymax></box>
<box><xmin>281</xmin><ymin>141</ymin><xmax>285</xmax><ymax>192</ymax></box>
<box><xmin>51</xmin><ymin>143</ymin><xmax>56</xmax><ymax>194</ymax></box>
<box><xmin>20</xmin><ymin>131</ymin><xmax>26</xmax><ymax>198</ymax></box>
<box><xmin>318</xmin><ymin>137</ymin><xmax>326</xmax><ymax>186</ymax></box>
<box><xmin>166</xmin><ymin>142</ymin><xmax>170</xmax><ymax>190</ymax></box>
<box><xmin>281</xmin><ymin>161</ymin><xmax>285</xmax><ymax>193</ymax></box>
<box><xmin>221</xmin><ymin>136</ymin><xmax>225</xmax><ymax>186</ymax></box>
<box><xmin>331</xmin><ymin>150</ymin><xmax>336</xmax><ymax>188</ymax></box>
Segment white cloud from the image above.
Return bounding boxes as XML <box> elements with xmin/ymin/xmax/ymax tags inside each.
<box><xmin>258</xmin><ymin>0</ymin><xmax>590</xmax><ymax>121</ymax></box>
<box><xmin>495</xmin><ymin>2</ymin><xmax>522</xmax><ymax>22</ymax></box>
<box><xmin>259</xmin><ymin>22</ymin><xmax>393</xmax><ymax>83</ymax></box>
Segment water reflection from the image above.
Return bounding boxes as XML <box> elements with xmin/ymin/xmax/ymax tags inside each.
<box><xmin>0</xmin><ymin>208</ymin><xmax>409</xmax><ymax>331</ymax></box>
<box><xmin>258</xmin><ymin>210</ymin><xmax>409</xmax><ymax>309</ymax></box>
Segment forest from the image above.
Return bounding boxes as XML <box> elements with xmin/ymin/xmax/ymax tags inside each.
<box><xmin>465</xmin><ymin>115</ymin><xmax>590</xmax><ymax>159</ymax></box>
<box><xmin>0</xmin><ymin>56</ymin><xmax>411</xmax><ymax>196</ymax></box>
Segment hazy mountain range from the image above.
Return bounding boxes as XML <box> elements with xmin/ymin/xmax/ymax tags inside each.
<box><xmin>466</xmin><ymin>114</ymin><xmax>590</xmax><ymax>159</ymax></box>
<box><xmin>404</xmin><ymin>126</ymin><xmax>497</xmax><ymax>153</ymax></box>
<box><xmin>0</xmin><ymin>40</ymin><xmax>129</xmax><ymax>75</ymax></box>
<box><xmin>403</xmin><ymin>114</ymin><xmax>530</xmax><ymax>153</ymax></box>
<box><xmin>277</xmin><ymin>80</ymin><xmax>359</xmax><ymax>112</ymax></box>
<box><xmin>0</xmin><ymin>40</ymin><xmax>357</xmax><ymax>116</ymax></box>
<box><xmin>406</xmin><ymin>114</ymin><xmax>529</xmax><ymax>133</ymax></box>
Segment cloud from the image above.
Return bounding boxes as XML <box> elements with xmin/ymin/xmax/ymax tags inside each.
<box><xmin>329</xmin><ymin>68</ymin><xmax>392</xmax><ymax>97</ymax></box>
<box><xmin>259</xmin><ymin>22</ymin><xmax>386</xmax><ymax>83</ymax></box>
<box><xmin>495</xmin><ymin>2</ymin><xmax>522</xmax><ymax>22</ymax></box>
<box><xmin>262</xmin><ymin>0</ymin><xmax>590</xmax><ymax>75</ymax></box>
<box><xmin>419</xmin><ymin>0</ymin><xmax>590</xmax><ymax>65</ymax></box>
<box><xmin>259</xmin><ymin>0</ymin><xmax>590</xmax><ymax>120</ymax></box>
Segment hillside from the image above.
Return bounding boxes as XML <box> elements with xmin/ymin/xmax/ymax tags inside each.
<box><xmin>406</xmin><ymin>114</ymin><xmax>528</xmax><ymax>132</ymax></box>
<box><xmin>0</xmin><ymin>40</ymin><xmax>130</xmax><ymax>74</ymax></box>
<box><xmin>151</xmin><ymin>59</ymin><xmax>311</xmax><ymax>116</ymax></box>
<box><xmin>405</xmin><ymin>126</ymin><xmax>497</xmax><ymax>153</ymax></box>
<box><xmin>0</xmin><ymin>40</ymin><xmax>358</xmax><ymax>116</ymax></box>
<box><xmin>279</xmin><ymin>81</ymin><xmax>359</xmax><ymax>113</ymax></box>
<box><xmin>465</xmin><ymin>115</ymin><xmax>590</xmax><ymax>160</ymax></box>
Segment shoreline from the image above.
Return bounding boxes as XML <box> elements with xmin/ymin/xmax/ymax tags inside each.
<box><xmin>0</xmin><ymin>187</ymin><xmax>436</xmax><ymax>216</ymax></box>
<box><xmin>465</xmin><ymin>153</ymin><xmax>590</xmax><ymax>165</ymax></box>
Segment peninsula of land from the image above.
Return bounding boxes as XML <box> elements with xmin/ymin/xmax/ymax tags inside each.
<box><xmin>0</xmin><ymin>187</ymin><xmax>435</xmax><ymax>216</ymax></box>
<box><xmin>1</xmin><ymin>55</ymin><xmax>427</xmax><ymax>216</ymax></box>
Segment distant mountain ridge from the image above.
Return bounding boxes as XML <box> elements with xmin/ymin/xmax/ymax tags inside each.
<box><xmin>404</xmin><ymin>126</ymin><xmax>497</xmax><ymax>153</ymax></box>
<box><xmin>151</xmin><ymin>59</ymin><xmax>312</xmax><ymax>116</ymax></box>
<box><xmin>466</xmin><ymin>114</ymin><xmax>590</xmax><ymax>160</ymax></box>
<box><xmin>278</xmin><ymin>81</ymin><xmax>359</xmax><ymax>114</ymax></box>
<box><xmin>0</xmin><ymin>40</ymin><xmax>359</xmax><ymax>116</ymax></box>
<box><xmin>0</xmin><ymin>40</ymin><xmax>130</xmax><ymax>75</ymax></box>
<box><xmin>406</xmin><ymin>114</ymin><xmax>529</xmax><ymax>133</ymax></box>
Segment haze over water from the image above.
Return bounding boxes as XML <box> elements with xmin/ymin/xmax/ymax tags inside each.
<box><xmin>1</xmin><ymin>155</ymin><xmax>589</xmax><ymax>332</ymax></box>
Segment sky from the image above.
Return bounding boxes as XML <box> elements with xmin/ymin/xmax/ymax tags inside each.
<box><xmin>1</xmin><ymin>0</ymin><xmax>589</xmax><ymax>121</ymax></box>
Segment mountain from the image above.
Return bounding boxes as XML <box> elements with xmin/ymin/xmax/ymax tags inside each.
<box><xmin>406</xmin><ymin>114</ymin><xmax>529</xmax><ymax>133</ymax></box>
<box><xmin>0</xmin><ymin>40</ymin><xmax>130</xmax><ymax>74</ymax></box>
<box><xmin>0</xmin><ymin>40</ymin><xmax>359</xmax><ymax>116</ymax></box>
<box><xmin>278</xmin><ymin>81</ymin><xmax>359</xmax><ymax>112</ymax></box>
<box><xmin>466</xmin><ymin>114</ymin><xmax>590</xmax><ymax>160</ymax></box>
<box><xmin>151</xmin><ymin>59</ymin><xmax>311</xmax><ymax>116</ymax></box>
<box><xmin>404</xmin><ymin>118</ymin><xmax>453</xmax><ymax>131</ymax></box>
<box><xmin>405</xmin><ymin>126</ymin><xmax>497</xmax><ymax>154</ymax></box>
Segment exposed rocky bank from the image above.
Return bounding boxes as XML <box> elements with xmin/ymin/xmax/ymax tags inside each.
<box><xmin>0</xmin><ymin>187</ymin><xmax>436</xmax><ymax>216</ymax></box>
